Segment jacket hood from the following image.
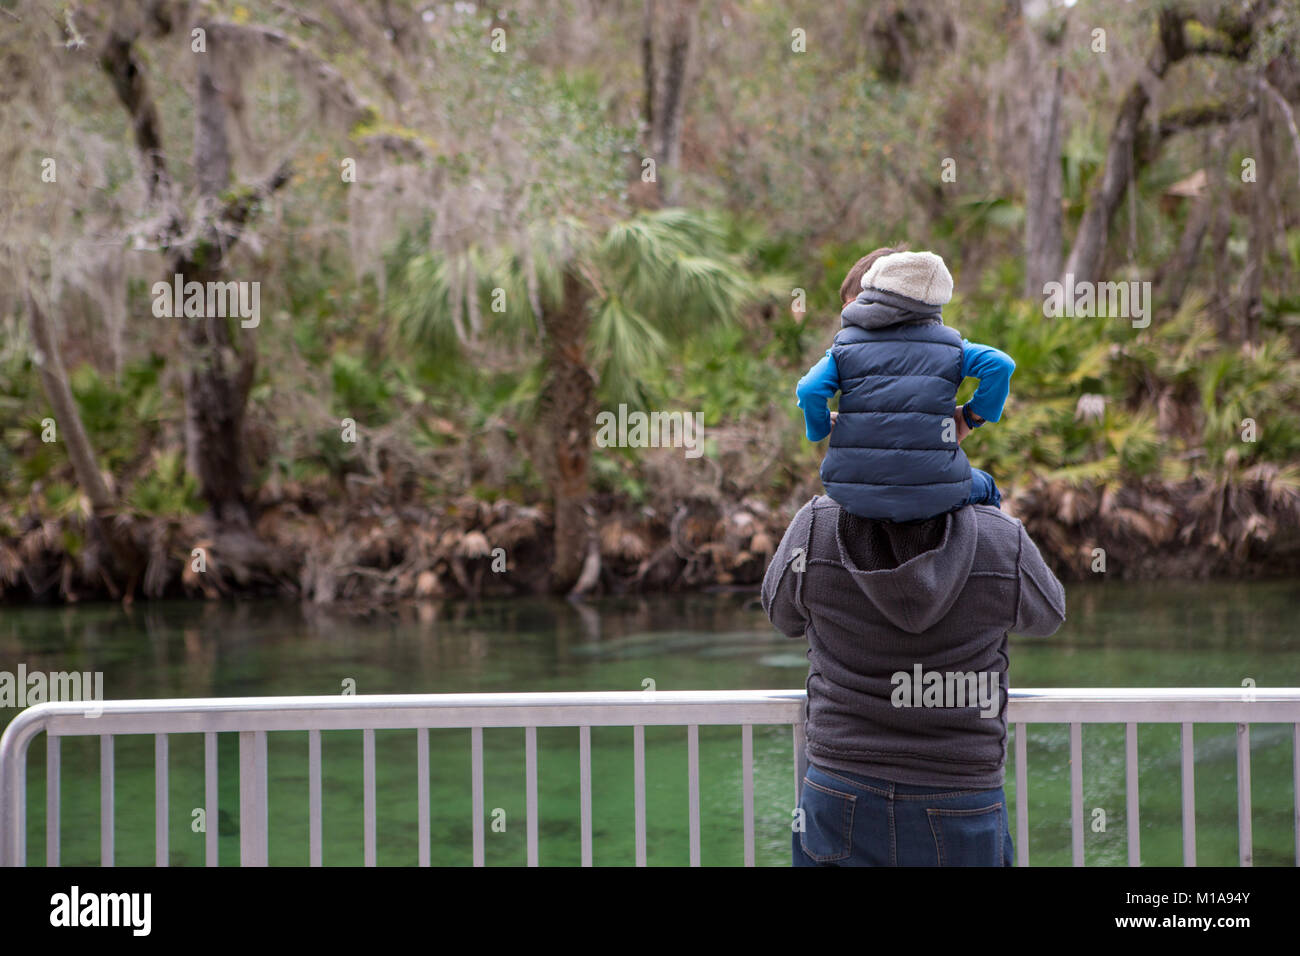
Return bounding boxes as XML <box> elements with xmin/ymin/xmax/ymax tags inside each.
<box><xmin>835</xmin><ymin>506</ymin><xmax>978</xmax><ymax>633</ymax></box>
<box><xmin>841</xmin><ymin>288</ymin><xmax>944</xmax><ymax>331</ymax></box>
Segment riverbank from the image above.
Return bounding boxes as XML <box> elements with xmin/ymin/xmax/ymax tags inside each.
<box><xmin>3</xmin><ymin>469</ymin><xmax>1299</xmax><ymax>605</ymax></box>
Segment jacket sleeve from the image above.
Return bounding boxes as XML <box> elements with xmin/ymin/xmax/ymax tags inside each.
<box><xmin>761</xmin><ymin>502</ymin><xmax>815</xmax><ymax>639</ymax></box>
<box><xmin>1013</xmin><ymin>522</ymin><xmax>1066</xmax><ymax>637</ymax></box>
<box><xmin>960</xmin><ymin>340</ymin><xmax>1015</xmax><ymax>423</ymax></box>
<box><xmin>795</xmin><ymin>350</ymin><xmax>839</xmax><ymax>442</ymax></box>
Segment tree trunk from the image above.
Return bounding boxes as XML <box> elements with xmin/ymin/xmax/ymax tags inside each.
<box><xmin>647</xmin><ymin>0</ymin><xmax>696</xmax><ymax>206</ymax></box>
<box><xmin>25</xmin><ymin>287</ymin><xmax>144</xmax><ymax>597</ymax></box>
<box><xmin>181</xmin><ymin>29</ymin><xmax>256</xmax><ymax>530</ymax></box>
<box><xmin>1062</xmin><ymin>6</ymin><xmax>1257</xmax><ymax>286</ymax></box>
<box><xmin>1159</xmin><ymin>192</ymin><xmax>1212</xmax><ymax>311</ymax></box>
<box><xmin>1061</xmin><ymin>74</ymin><xmax>1150</xmax><ymax>285</ymax></box>
<box><xmin>537</xmin><ymin>271</ymin><xmax>597</xmax><ymax>593</ymax></box>
<box><xmin>1207</xmin><ymin>190</ymin><xmax>1234</xmax><ymax>339</ymax></box>
<box><xmin>1024</xmin><ymin>63</ymin><xmax>1064</xmax><ymax>297</ymax></box>
<box><xmin>1242</xmin><ymin>84</ymin><xmax>1274</xmax><ymax>343</ymax></box>
<box><xmin>641</xmin><ymin>0</ymin><xmax>655</xmax><ymax>132</ymax></box>
<box><xmin>24</xmin><ymin>290</ymin><xmax>116</xmax><ymax>513</ymax></box>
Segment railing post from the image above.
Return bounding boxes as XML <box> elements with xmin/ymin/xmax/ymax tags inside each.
<box><xmin>1069</xmin><ymin>723</ymin><xmax>1083</xmax><ymax>867</ymax></box>
<box><xmin>0</xmin><ymin>733</ymin><xmax>28</xmax><ymax>868</ymax></box>
<box><xmin>47</xmin><ymin>734</ymin><xmax>60</xmax><ymax>867</ymax></box>
<box><xmin>100</xmin><ymin>734</ymin><xmax>114</xmax><ymax>867</ymax></box>
<box><xmin>579</xmin><ymin>725</ymin><xmax>592</xmax><ymax>867</ymax></box>
<box><xmin>792</xmin><ymin>720</ymin><xmax>807</xmax><ymax>804</ymax></box>
<box><xmin>239</xmin><ymin>730</ymin><xmax>269</xmax><ymax>866</ymax></box>
<box><xmin>1124</xmin><ymin>722</ymin><xmax>1139</xmax><ymax>867</ymax></box>
<box><xmin>1181</xmin><ymin>722</ymin><xmax>1196</xmax><ymax>867</ymax></box>
<box><xmin>0</xmin><ymin>706</ymin><xmax>50</xmax><ymax>868</ymax></box>
<box><xmin>1015</xmin><ymin>722</ymin><xmax>1029</xmax><ymax>867</ymax></box>
<box><xmin>154</xmin><ymin>733</ymin><xmax>168</xmax><ymax>867</ymax></box>
<box><xmin>204</xmin><ymin>731</ymin><xmax>219</xmax><ymax>866</ymax></box>
<box><xmin>471</xmin><ymin>726</ymin><xmax>484</xmax><ymax>866</ymax></box>
<box><xmin>1236</xmin><ymin>722</ymin><xmax>1252</xmax><ymax>867</ymax></box>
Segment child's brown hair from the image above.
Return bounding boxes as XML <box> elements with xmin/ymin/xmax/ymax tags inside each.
<box><xmin>839</xmin><ymin>242</ymin><xmax>911</xmax><ymax>305</ymax></box>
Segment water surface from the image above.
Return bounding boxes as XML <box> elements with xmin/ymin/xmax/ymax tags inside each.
<box><xmin>2</xmin><ymin>578</ymin><xmax>1298</xmax><ymax>865</ymax></box>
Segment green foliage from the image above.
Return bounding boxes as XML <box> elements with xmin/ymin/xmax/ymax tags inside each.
<box><xmin>39</xmin><ymin>481</ymin><xmax>83</xmax><ymax>520</ymax></box>
<box><xmin>127</xmin><ymin>449</ymin><xmax>203</xmax><ymax>515</ymax></box>
<box><xmin>330</xmin><ymin>351</ymin><xmax>396</xmax><ymax>424</ymax></box>
<box><xmin>950</xmin><ymin>290</ymin><xmax>1168</xmax><ymax>488</ymax></box>
<box><xmin>1199</xmin><ymin>338</ymin><xmax>1300</xmax><ymax>466</ymax></box>
<box><xmin>70</xmin><ymin>355</ymin><xmax>166</xmax><ymax>472</ymax></box>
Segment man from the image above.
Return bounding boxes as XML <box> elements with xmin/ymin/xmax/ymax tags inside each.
<box><xmin>762</xmin><ymin>497</ymin><xmax>1065</xmax><ymax>866</ymax></box>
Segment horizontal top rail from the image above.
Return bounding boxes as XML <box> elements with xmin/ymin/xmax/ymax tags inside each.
<box><xmin>0</xmin><ymin>690</ymin><xmax>807</xmax><ymax>742</ymax></box>
<box><xmin>3</xmin><ymin>688</ymin><xmax>1300</xmax><ymax>744</ymax></box>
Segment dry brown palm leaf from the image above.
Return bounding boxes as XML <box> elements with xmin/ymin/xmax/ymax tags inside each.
<box><xmin>1111</xmin><ymin>507</ymin><xmax>1164</xmax><ymax>544</ymax></box>
<box><xmin>456</xmin><ymin>530</ymin><xmax>492</xmax><ymax>559</ymax></box>
<box><xmin>415</xmin><ymin>570</ymin><xmax>444</xmax><ymax>598</ymax></box>
<box><xmin>1056</xmin><ymin>486</ymin><xmax>1094</xmax><ymax>525</ymax></box>
<box><xmin>599</xmin><ymin>521</ymin><xmax>649</xmax><ymax>562</ymax></box>
<box><xmin>485</xmin><ymin>515</ymin><xmax>543</xmax><ymax>549</ymax></box>
<box><xmin>0</xmin><ymin>542</ymin><xmax>21</xmax><ymax>587</ymax></box>
<box><xmin>20</xmin><ymin>527</ymin><xmax>46</xmax><ymax>562</ymax></box>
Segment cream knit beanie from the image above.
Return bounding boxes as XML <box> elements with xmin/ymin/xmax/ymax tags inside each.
<box><xmin>861</xmin><ymin>251</ymin><xmax>953</xmax><ymax>306</ymax></box>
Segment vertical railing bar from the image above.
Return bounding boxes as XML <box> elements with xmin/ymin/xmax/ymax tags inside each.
<box><xmin>634</xmin><ymin>724</ymin><xmax>646</xmax><ymax>867</ymax></box>
<box><xmin>1181</xmin><ymin>721</ymin><xmax>1196</xmax><ymax>867</ymax></box>
<box><xmin>1294</xmin><ymin>723</ymin><xmax>1300</xmax><ymax>867</ymax></box>
<box><xmin>45</xmin><ymin>735</ymin><xmax>59</xmax><ymax>868</ymax></box>
<box><xmin>687</xmin><ymin>724</ymin><xmax>700</xmax><ymax>867</ymax></box>
<box><xmin>742</xmin><ymin>723</ymin><xmax>755</xmax><ymax>867</ymax></box>
<box><xmin>579</xmin><ymin>726</ymin><xmax>592</xmax><ymax>867</ymax></box>
<box><xmin>471</xmin><ymin>727</ymin><xmax>484</xmax><ymax>867</ymax></box>
<box><xmin>155</xmin><ymin>733</ymin><xmax>169</xmax><ymax>867</ymax></box>
<box><xmin>525</xmin><ymin>726</ymin><xmax>539</xmax><ymax>867</ymax></box>
<box><xmin>1070</xmin><ymin>722</ymin><xmax>1083</xmax><ymax>867</ymax></box>
<box><xmin>100</xmin><ymin>734</ymin><xmax>114</xmax><ymax>867</ymax></box>
<box><xmin>309</xmin><ymin>730</ymin><xmax>322</xmax><ymax>867</ymax></box>
<box><xmin>204</xmin><ymin>732</ymin><xmax>218</xmax><ymax>867</ymax></box>
<box><xmin>260</xmin><ymin>730</ymin><xmax>270</xmax><ymax>865</ymax></box>
<box><xmin>1125</xmin><ymin>722</ymin><xmax>1139</xmax><ymax>868</ymax></box>
<box><xmin>258</xmin><ymin>730</ymin><xmax>270</xmax><ymax>866</ymax></box>
<box><xmin>1236</xmin><ymin>722</ymin><xmax>1252</xmax><ymax>867</ymax></box>
<box><xmin>363</xmin><ymin>728</ymin><xmax>376</xmax><ymax>867</ymax></box>
<box><xmin>239</xmin><ymin>730</ymin><xmax>253</xmax><ymax>866</ymax></box>
<box><xmin>1015</xmin><ymin>722</ymin><xmax>1029</xmax><ymax>867</ymax></box>
<box><xmin>417</xmin><ymin>728</ymin><xmax>429</xmax><ymax>868</ymax></box>
<box><xmin>792</xmin><ymin>721</ymin><xmax>807</xmax><ymax>804</ymax></box>
<box><xmin>260</xmin><ymin>733</ymin><xmax>270</xmax><ymax>868</ymax></box>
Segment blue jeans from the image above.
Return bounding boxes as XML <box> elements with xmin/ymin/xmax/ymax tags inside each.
<box><xmin>965</xmin><ymin>468</ymin><xmax>1001</xmax><ymax>508</ymax></box>
<box><xmin>793</xmin><ymin>763</ymin><xmax>1014</xmax><ymax>866</ymax></box>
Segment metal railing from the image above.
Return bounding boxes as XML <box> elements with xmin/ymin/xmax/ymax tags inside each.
<box><xmin>2</xmin><ymin>688</ymin><xmax>1298</xmax><ymax>866</ymax></box>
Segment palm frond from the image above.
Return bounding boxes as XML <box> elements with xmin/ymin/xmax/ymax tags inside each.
<box><xmin>589</xmin><ymin>295</ymin><xmax>668</xmax><ymax>404</ymax></box>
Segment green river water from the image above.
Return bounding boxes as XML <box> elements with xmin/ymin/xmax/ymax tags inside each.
<box><xmin>1</xmin><ymin>578</ymin><xmax>1298</xmax><ymax>866</ymax></box>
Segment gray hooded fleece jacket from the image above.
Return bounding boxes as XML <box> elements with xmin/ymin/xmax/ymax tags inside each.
<box><xmin>761</xmin><ymin>496</ymin><xmax>1066</xmax><ymax>789</ymax></box>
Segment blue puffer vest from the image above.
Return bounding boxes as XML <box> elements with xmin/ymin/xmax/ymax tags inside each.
<box><xmin>821</xmin><ymin>288</ymin><xmax>971</xmax><ymax>521</ymax></box>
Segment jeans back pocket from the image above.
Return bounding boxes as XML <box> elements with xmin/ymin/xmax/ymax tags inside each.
<box><xmin>926</xmin><ymin>802</ymin><xmax>1004</xmax><ymax>866</ymax></box>
<box><xmin>799</xmin><ymin>777</ymin><xmax>857</xmax><ymax>863</ymax></box>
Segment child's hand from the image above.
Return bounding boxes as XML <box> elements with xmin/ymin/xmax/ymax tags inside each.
<box><xmin>954</xmin><ymin>406</ymin><xmax>971</xmax><ymax>444</ymax></box>
<box><xmin>829</xmin><ymin>411</ymin><xmax>838</xmax><ymax>431</ymax></box>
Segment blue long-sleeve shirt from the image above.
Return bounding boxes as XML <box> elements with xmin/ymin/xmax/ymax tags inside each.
<box><xmin>796</xmin><ymin>340</ymin><xmax>1015</xmax><ymax>442</ymax></box>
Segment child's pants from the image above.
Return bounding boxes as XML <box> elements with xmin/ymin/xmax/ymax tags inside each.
<box><xmin>965</xmin><ymin>468</ymin><xmax>1001</xmax><ymax>508</ymax></box>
